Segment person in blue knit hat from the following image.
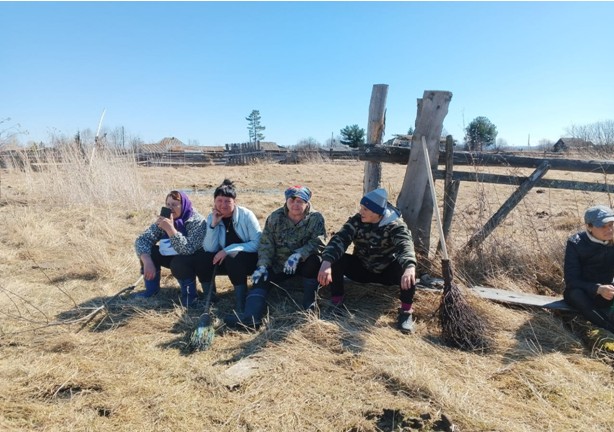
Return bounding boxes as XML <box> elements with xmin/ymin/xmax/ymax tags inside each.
<box><xmin>564</xmin><ymin>204</ymin><xmax>614</xmax><ymax>333</ymax></box>
<box><xmin>317</xmin><ymin>188</ymin><xmax>418</xmax><ymax>333</ymax></box>
<box><xmin>225</xmin><ymin>185</ymin><xmax>326</xmax><ymax>330</ymax></box>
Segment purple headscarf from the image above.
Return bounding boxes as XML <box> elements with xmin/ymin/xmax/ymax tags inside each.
<box><xmin>173</xmin><ymin>191</ymin><xmax>193</xmax><ymax>235</ymax></box>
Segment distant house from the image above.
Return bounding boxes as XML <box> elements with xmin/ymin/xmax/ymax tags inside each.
<box><xmin>383</xmin><ymin>134</ymin><xmax>449</xmax><ymax>149</ymax></box>
<box><xmin>552</xmin><ymin>137</ymin><xmax>594</xmax><ymax>153</ymax></box>
<box><xmin>258</xmin><ymin>141</ymin><xmax>287</xmax><ymax>153</ymax></box>
<box><xmin>384</xmin><ymin>134</ymin><xmax>413</xmax><ymax>147</ymax></box>
<box><xmin>138</xmin><ymin>137</ymin><xmax>185</xmax><ymax>154</ymax></box>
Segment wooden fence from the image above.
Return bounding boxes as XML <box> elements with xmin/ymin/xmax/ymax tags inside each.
<box><xmin>359</xmin><ymin>142</ymin><xmax>614</xmax><ymax>252</ymax></box>
<box><xmin>0</xmin><ymin>146</ymin><xmax>359</xmax><ymax>168</ymax></box>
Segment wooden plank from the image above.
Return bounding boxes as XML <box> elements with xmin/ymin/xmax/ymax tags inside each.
<box><xmin>359</xmin><ymin>147</ymin><xmax>614</xmax><ymax>174</ymax></box>
<box><xmin>464</xmin><ymin>161</ymin><xmax>551</xmax><ymax>251</ymax></box>
<box><xmin>434</xmin><ymin>170</ymin><xmax>614</xmax><ymax>193</ymax></box>
<box><xmin>471</xmin><ymin>286</ymin><xmax>574</xmax><ymax>311</ymax></box>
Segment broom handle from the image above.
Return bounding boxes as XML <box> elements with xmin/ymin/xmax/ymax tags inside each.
<box><xmin>421</xmin><ymin>136</ymin><xmax>449</xmax><ymax>261</ymax></box>
<box><xmin>202</xmin><ymin>264</ymin><xmax>218</xmax><ymax>312</ymax></box>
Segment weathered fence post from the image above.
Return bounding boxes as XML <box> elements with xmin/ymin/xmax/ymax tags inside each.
<box><xmin>396</xmin><ymin>90</ymin><xmax>453</xmax><ymax>260</ymax></box>
<box><xmin>363</xmin><ymin>84</ymin><xmax>388</xmax><ymax>194</ymax></box>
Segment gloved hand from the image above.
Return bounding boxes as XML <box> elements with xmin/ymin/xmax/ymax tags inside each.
<box><xmin>251</xmin><ymin>266</ymin><xmax>269</xmax><ymax>285</ymax></box>
<box><xmin>283</xmin><ymin>253</ymin><xmax>301</xmax><ymax>274</ymax></box>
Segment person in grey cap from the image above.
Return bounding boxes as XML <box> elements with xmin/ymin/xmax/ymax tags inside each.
<box><xmin>317</xmin><ymin>188</ymin><xmax>418</xmax><ymax>334</ymax></box>
<box><xmin>564</xmin><ymin>204</ymin><xmax>614</xmax><ymax>333</ymax></box>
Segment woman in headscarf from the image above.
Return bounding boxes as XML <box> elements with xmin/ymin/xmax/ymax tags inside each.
<box><xmin>225</xmin><ymin>185</ymin><xmax>326</xmax><ymax>330</ymax></box>
<box><xmin>134</xmin><ymin>190</ymin><xmax>206</xmax><ymax>308</ymax></box>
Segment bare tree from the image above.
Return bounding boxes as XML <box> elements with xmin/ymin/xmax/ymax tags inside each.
<box><xmin>567</xmin><ymin>120</ymin><xmax>614</xmax><ymax>150</ymax></box>
<box><xmin>293</xmin><ymin>137</ymin><xmax>321</xmax><ymax>151</ymax></box>
<box><xmin>0</xmin><ymin>117</ymin><xmax>26</xmax><ymax>148</ymax></box>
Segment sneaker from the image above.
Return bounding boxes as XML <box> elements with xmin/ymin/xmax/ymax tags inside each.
<box><xmin>397</xmin><ymin>309</ymin><xmax>415</xmax><ymax>334</ymax></box>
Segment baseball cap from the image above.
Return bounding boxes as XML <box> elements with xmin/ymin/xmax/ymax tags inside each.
<box><xmin>584</xmin><ymin>205</ymin><xmax>614</xmax><ymax>227</ymax></box>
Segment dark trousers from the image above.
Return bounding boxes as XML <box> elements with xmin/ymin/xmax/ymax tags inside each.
<box><xmin>330</xmin><ymin>253</ymin><xmax>415</xmax><ymax>304</ymax></box>
<box><xmin>199</xmin><ymin>251</ymin><xmax>258</xmax><ymax>286</ymax></box>
<box><xmin>564</xmin><ymin>288</ymin><xmax>614</xmax><ymax>332</ymax></box>
<box><xmin>253</xmin><ymin>254</ymin><xmax>321</xmax><ymax>291</ymax></box>
<box><xmin>148</xmin><ymin>246</ymin><xmax>205</xmax><ymax>280</ymax></box>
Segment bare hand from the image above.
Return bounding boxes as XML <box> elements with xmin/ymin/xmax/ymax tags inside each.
<box><xmin>213</xmin><ymin>249</ymin><xmax>227</xmax><ymax>266</ymax></box>
<box><xmin>318</xmin><ymin>261</ymin><xmax>333</xmax><ymax>287</ymax></box>
<box><xmin>400</xmin><ymin>267</ymin><xmax>416</xmax><ymax>290</ymax></box>
<box><xmin>157</xmin><ymin>215</ymin><xmax>173</xmax><ymax>230</ymax></box>
<box><xmin>141</xmin><ymin>256</ymin><xmax>157</xmax><ymax>280</ymax></box>
<box><xmin>597</xmin><ymin>284</ymin><xmax>614</xmax><ymax>300</ymax></box>
<box><xmin>211</xmin><ymin>207</ymin><xmax>223</xmax><ymax>228</ymax></box>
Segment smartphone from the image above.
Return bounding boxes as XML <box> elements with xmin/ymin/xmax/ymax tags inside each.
<box><xmin>160</xmin><ymin>206</ymin><xmax>172</xmax><ymax>218</ymax></box>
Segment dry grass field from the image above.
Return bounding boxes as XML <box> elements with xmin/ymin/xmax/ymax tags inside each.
<box><xmin>2</xmin><ymin>151</ymin><xmax>614</xmax><ymax>431</ymax></box>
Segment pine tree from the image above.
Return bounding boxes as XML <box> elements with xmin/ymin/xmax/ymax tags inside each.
<box><xmin>246</xmin><ymin>110</ymin><xmax>266</xmax><ymax>143</ymax></box>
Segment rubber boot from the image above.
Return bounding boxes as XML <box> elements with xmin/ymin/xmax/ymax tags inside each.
<box><xmin>177</xmin><ymin>278</ymin><xmax>198</xmax><ymax>309</ymax></box>
<box><xmin>224</xmin><ymin>287</ymin><xmax>267</xmax><ymax>330</ymax></box>
<box><xmin>201</xmin><ymin>281</ymin><xmax>217</xmax><ymax>304</ymax></box>
<box><xmin>134</xmin><ymin>271</ymin><xmax>160</xmax><ymax>298</ymax></box>
<box><xmin>302</xmin><ymin>278</ymin><xmax>319</xmax><ymax>311</ymax></box>
<box><xmin>234</xmin><ymin>284</ymin><xmax>247</xmax><ymax>314</ymax></box>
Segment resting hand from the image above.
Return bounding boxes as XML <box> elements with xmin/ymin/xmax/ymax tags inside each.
<box><xmin>317</xmin><ymin>261</ymin><xmax>333</xmax><ymax>287</ymax></box>
<box><xmin>142</xmin><ymin>259</ymin><xmax>157</xmax><ymax>280</ymax></box>
<box><xmin>252</xmin><ymin>266</ymin><xmax>269</xmax><ymax>285</ymax></box>
<box><xmin>213</xmin><ymin>249</ymin><xmax>227</xmax><ymax>265</ymax></box>
<box><xmin>597</xmin><ymin>284</ymin><xmax>614</xmax><ymax>300</ymax></box>
<box><xmin>210</xmin><ymin>208</ymin><xmax>223</xmax><ymax>228</ymax></box>
<box><xmin>283</xmin><ymin>253</ymin><xmax>301</xmax><ymax>274</ymax></box>
<box><xmin>400</xmin><ymin>267</ymin><xmax>416</xmax><ymax>290</ymax></box>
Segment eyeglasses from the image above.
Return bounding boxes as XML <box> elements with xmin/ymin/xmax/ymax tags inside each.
<box><xmin>165</xmin><ymin>202</ymin><xmax>182</xmax><ymax>208</ymax></box>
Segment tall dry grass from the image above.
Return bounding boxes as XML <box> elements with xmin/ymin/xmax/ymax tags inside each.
<box><xmin>2</xmin><ymin>149</ymin><xmax>614</xmax><ymax>431</ymax></box>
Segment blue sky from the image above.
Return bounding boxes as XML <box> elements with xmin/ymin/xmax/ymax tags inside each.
<box><xmin>2</xmin><ymin>1</ymin><xmax>613</xmax><ymax>148</ymax></box>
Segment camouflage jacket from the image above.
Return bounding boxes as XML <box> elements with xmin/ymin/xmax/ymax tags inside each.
<box><xmin>322</xmin><ymin>207</ymin><xmax>416</xmax><ymax>273</ymax></box>
<box><xmin>135</xmin><ymin>211</ymin><xmax>206</xmax><ymax>257</ymax></box>
<box><xmin>257</xmin><ymin>205</ymin><xmax>327</xmax><ymax>274</ymax></box>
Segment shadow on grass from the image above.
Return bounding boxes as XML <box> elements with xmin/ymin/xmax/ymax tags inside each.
<box><xmin>55</xmin><ymin>285</ymin><xmax>199</xmax><ymax>333</ymax></box>
<box><xmin>491</xmin><ymin>305</ymin><xmax>590</xmax><ymax>363</ymax></box>
<box><xmin>188</xmin><ymin>281</ymin><xmax>411</xmax><ymax>363</ymax></box>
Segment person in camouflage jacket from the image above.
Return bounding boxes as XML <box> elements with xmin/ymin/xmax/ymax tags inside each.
<box><xmin>317</xmin><ymin>188</ymin><xmax>417</xmax><ymax>333</ymax></box>
<box><xmin>225</xmin><ymin>185</ymin><xmax>326</xmax><ymax>329</ymax></box>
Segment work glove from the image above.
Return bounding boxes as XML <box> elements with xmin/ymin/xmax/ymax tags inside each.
<box><xmin>251</xmin><ymin>266</ymin><xmax>269</xmax><ymax>285</ymax></box>
<box><xmin>283</xmin><ymin>253</ymin><xmax>301</xmax><ymax>274</ymax></box>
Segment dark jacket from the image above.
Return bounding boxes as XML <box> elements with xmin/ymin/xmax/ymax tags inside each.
<box><xmin>322</xmin><ymin>206</ymin><xmax>416</xmax><ymax>274</ymax></box>
<box><xmin>564</xmin><ymin>231</ymin><xmax>614</xmax><ymax>296</ymax></box>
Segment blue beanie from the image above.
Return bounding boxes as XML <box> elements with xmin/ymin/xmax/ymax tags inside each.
<box><xmin>285</xmin><ymin>185</ymin><xmax>312</xmax><ymax>202</ymax></box>
<box><xmin>360</xmin><ymin>188</ymin><xmax>387</xmax><ymax>215</ymax></box>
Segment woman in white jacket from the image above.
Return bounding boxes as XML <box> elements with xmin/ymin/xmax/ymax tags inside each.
<box><xmin>200</xmin><ymin>179</ymin><xmax>262</xmax><ymax>313</ymax></box>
